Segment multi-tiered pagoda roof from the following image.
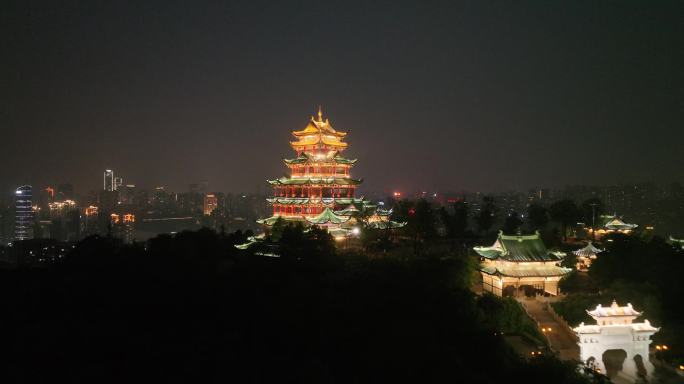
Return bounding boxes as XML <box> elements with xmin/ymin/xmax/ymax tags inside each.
<box><xmin>283</xmin><ymin>152</ymin><xmax>357</xmax><ymax>165</ymax></box>
<box><xmin>267</xmin><ymin>177</ymin><xmax>363</xmax><ymax>185</ymax></box>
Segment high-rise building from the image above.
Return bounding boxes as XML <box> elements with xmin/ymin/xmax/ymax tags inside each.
<box><xmin>104</xmin><ymin>169</ymin><xmax>115</xmax><ymax>191</ymax></box>
<box><xmin>119</xmin><ymin>184</ymin><xmax>137</xmax><ymax>205</ymax></box>
<box><xmin>83</xmin><ymin>205</ymin><xmax>99</xmax><ymax>235</ymax></box>
<box><xmin>204</xmin><ymin>194</ymin><xmax>218</xmax><ymax>215</ymax></box>
<box><xmin>98</xmin><ymin>190</ymin><xmax>118</xmax><ymax>215</ymax></box>
<box><xmin>15</xmin><ymin>185</ymin><xmax>33</xmax><ymax>241</ymax></box>
<box><xmin>110</xmin><ymin>213</ymin><xmax>135</xmax><ymax>243</ymax></box>
<box><xmin>114</xmin><ymin>177</ymin><xmax>123</xmax><ymax>190</ymax></box>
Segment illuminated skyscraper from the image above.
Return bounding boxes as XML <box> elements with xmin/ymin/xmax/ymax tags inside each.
<box><xmin>104</xmin><ymin>169</ymin><xmax>115</xmax><ymax>191</ymax></box>
<box><xmin>110</xmin><ymin>213</ymin><xmax>135</xmax><ymax>243</ymax></box>
<box><xmin>119</xmin><ymin>184</ymin><xmax>137</xmax><ymax>205</ymax></box>
<box><xmin>204</xmin><ymin>194</ymin><xmax>218</xmax><ymax>215</ymax></box>
<box><xmin>15</xmin><ymin>185</ymin><xmax>33</xmax><ymax>241</ymax></box>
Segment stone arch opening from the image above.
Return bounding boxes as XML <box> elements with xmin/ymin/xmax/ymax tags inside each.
<box><xmin>502</xmin><ymin>285</ymin><xmax>516</xmax><ymax>297</ymax></box>
<box><xmin>633</xmin><ymin>354</ymin><xmax>647</xmax><ymax>378</ymax></box>
<box><xmin>518</xmin><ymin>284</ymin><xmax>539</xmax><ymax>297</ymax></box>
<box><xmin>602</xmin><ymin>349</ymin><xmax>627</xmax><ymax>378</ymax></box>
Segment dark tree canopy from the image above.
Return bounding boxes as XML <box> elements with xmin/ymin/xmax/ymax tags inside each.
<box><xmin>0</xmin><ymin>228</ymin><xmax>600</xmax><ymax>383</ymax></box>
<box><xmin>549</xmin><ymin>200</ymin><xmax>580</xmax><ymax>241</ymax></box>
<box><xmin>580</xmin><ymin>198</ymin><xmax>604</xmax><ymax>228</ymax></box>
<box><xmin>503</xmin><ymin>211</ymin><xmax>523</xmax><ymax>234</ymax></box>
<box><xmin>476</xmin><ymin>196</ymin><xmax>497</xmax><ymax>235</ymax></box>
<box><xmin>527</xmin><ymin>203</ymin><xmax>549</xmax><ymax>231</ymax></box>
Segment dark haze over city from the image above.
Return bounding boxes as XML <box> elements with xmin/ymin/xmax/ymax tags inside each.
<box><xmin>2</xmin><ymin>1</ymin><xmax>683</xmax><ymax>194</ymax></box>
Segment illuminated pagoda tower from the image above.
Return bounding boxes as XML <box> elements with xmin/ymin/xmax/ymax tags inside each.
<box><xmin>256</xmin><ymin>108</ymin><xmax>383</xmax><ymax>239</ymax></box>
<box><xmin>474</xmin><ymin>231</ymin><xmax>572</xmax><ymax>296</ymax></box>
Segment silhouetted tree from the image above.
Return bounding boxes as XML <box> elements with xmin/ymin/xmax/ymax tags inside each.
<box><xmin>269</xmin><ymin>216</ymin><xmax>286</xmax><ymax>241</ymax></box>
<box><xmin>503</xmin><ymin>211</ymin><xmax>523</xmax><ymax>234</ymax></box>
<box><xmin>549</xmin><ymin>199</ymin><xmax>580</xmax><ymax>242</ymax></box>
<box><xmin>476</xmin><ymin>196</ymin><xmax>497</xmax><ymax>235</ymax></box>
<box><xmin>440</xmin><ymin>202</ymin><xmax>468</xmax><ymax>252</ymax></box>
<box><xmin>0</xmin><ymin>227</ymin><xmax>602</xmax><ymax>383</ymax></box>
<box><xmin>389</xmin><ymin>199</ymin><xmax>411</xmax><ymax>224</ymax></box>
<box><xmin>527</xmin><ymin>203</ymin><xmax>549</xmax><ymax>231</ymax></box>
<box><xmin>404</xmin><ymin>199</ymin><xmax>436</xmax><ymax>255</ymax></box>
<box><xmin>580</xmin><ymin>198</ymin><xmax>603</xmax><ymax>231</ymax></box>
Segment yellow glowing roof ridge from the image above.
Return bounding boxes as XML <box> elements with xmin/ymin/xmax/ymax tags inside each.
<box><xmin>290</xmin><ymin>131</ymin><xmax>348</xmax><ymax>147</ymax></box>
<box><xmin>292</xmin><ymin>108</ymin><xmax>347</xmax><ymax>138</ymax></box>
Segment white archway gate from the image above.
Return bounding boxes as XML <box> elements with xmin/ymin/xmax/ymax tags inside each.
<box><xmin>574</xmin><ymin>301</ymin><xmax>659</xmax><ymax>381</ymax></box>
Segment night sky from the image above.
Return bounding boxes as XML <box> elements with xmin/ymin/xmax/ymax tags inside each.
<box><xmin>2</xmin><ymin>1</ymin><xmax>683</xmax><ymax>195</ymax></box>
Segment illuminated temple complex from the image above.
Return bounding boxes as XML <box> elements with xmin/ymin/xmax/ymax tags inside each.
<box><xmin>254</xmin><ymin>108</ymin><xmax>400</xmax><ymax>240</ymax></box>
<box><xmin>474</xmin><ymin>231</ymin><xmax>572</xmax><ymax>296</ymax></box>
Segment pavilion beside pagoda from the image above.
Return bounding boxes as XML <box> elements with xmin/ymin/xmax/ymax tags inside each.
<box><xmin>573</xmin><ymin>241</ymin><xmax>603</xmax><ymax>271</ymax></box>
<box><xmin>593</xmin><ymin>214</ymin><xmax>638</xmax><ymax>239</ymax></box>
<box><xmin>474</xmin><ymin>231</ymin><xmax>571</xmax><ymax>297</ymax></box>
<box><xmin>668</xmin><ymin>235</ymin><xmax>684</xmax><ymax>250</ymax></box>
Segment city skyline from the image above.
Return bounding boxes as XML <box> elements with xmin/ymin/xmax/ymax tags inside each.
<box><xmin>2</xmin><ymin>1</ymin><xmax>683</xmax><ymax>194</ymax></box>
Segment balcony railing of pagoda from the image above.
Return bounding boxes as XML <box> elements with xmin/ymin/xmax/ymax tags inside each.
<box><xmin>277</xmin><ymin>187</ymin><xmax>355</xmax><ymax>198</ymax></box>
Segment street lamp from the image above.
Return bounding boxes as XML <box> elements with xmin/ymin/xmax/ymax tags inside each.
<box><xmin>590</xmin><ymin>202</ymin><xmax>598</xmax><ymax>241</ymax></box>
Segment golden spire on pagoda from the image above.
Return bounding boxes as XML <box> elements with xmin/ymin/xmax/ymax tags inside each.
<box><xmin>290</xmin><ymin>108</ymin><xmax>348</xmax><ymax>149</ymax></box>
